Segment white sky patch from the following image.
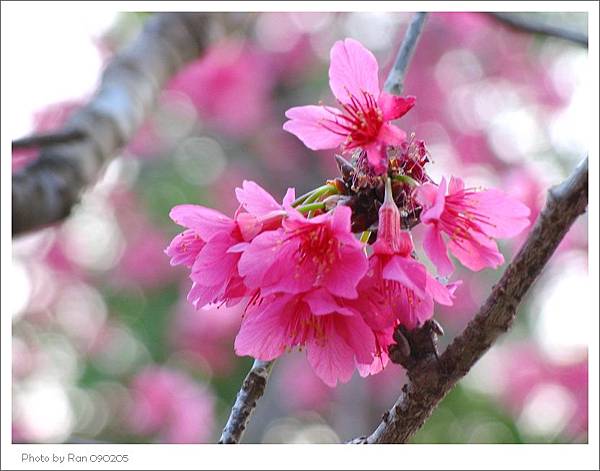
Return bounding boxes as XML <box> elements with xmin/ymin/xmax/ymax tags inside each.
<box><xmin>8</xmin><ymin>11</ymin><xmax>117</xmax><ymax>137</ymax></box>
<box><xmin>535</xmin><ymin>253</ymin><xmax>589</xmax><ymax>363</ymax></box>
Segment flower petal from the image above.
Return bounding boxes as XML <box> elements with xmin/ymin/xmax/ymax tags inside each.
<box><xmin>382</xmin><ymin>256</ymin><xmax>427</xmax><ymax>300</ymax></box>
<box><xmin>378</xmin><ymin>92</ymin><xmax>416</xmax><ymax>121</ymax></box>
<box><xmin>423</xmin><ymin>225</ymin><xmax>454</xmax><ymax>277</ymax></box>
<box><xmin>329</xmin><ymin>38</ymin><xmax>380</xmax><ymax>104</ymax></box>
<box><xmin>235</xmin><ymin>180</ymin><xmax>281</xmax><ymax>216</ymax></box>
<box><xmin>468</xmin><ymin>189</ymin><xmax>531</xmax><ymax>239</ymax></box>
<box><xmin>283</xmin><ymin>105</ymin><xmax>346</xmax><ymax>150</ymax></box>
<box><xmin>306</xmin><ymin>320</ymin><xmax>356</xmax><ymax>387</ymax></box>
<box><xmin>364</xmin><ymin>142</ymin><xmax>387</xmax><ymax>174</ymax></box>
<box><xmin>169</xmin><ymin>205</ymin><xmax>235</xmax><ymax>241</ymax></box>
<box><xmin>378</xmin><ymin>123</ymin><xmax>407</xmax><ymax>146</ymax></box>
<box><xmin>448</xmin><ymin>231</ymin><xmax>504</xmax><ymax>272</ymax></box>
<box><xmin>234</xmin><ymin>295</ymin><xmax>291</xmax><ymax>360</ymax></box>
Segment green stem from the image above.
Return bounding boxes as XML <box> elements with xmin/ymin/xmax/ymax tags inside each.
<box><xmin>293</xmin><ymin>184</ymin><xmax>337</xmax><ymax>207</ymax></box>
<box><xmin>297</xmin><ymin>202</ymin><xmax>326</xmax><ymax>213</ymax></box>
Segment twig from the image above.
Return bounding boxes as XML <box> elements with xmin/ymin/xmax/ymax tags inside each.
<box><xmin>12</xmin><ymin>13</ymin><xmax>212</xmax><ymax>236</ymax></box>
<box><xmin>350</xmin><ymin>156</ymin><xmax>588</xmax><ymax>444</ymax></box>
<box><xmin>488</xmin><ymin>12</ymin><xmax>588</xmax><ymax>47</ymax></box>
<box><xmin>12</xmin><ymin>129</ymin><xmax>86</xmax><ymax>150</ymax></box>
<box><xmin>384</xmin><ymin>12</ymin><xmax>428</xmax><ymax>95</ymax></box>
<box><xmin>218</xmin><ymin>360</ymin><xmax>274</xmax><ymax>444</ymax></box>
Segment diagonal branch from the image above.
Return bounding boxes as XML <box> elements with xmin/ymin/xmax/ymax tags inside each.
<box><xmin>11</xmin><ymin>13</ymin><xmax>212</xmax><ymax>237</ymax></box>
<box><xmin>488</xmin><ymin>12</ymin><xmax>588</xmax><ymax>47</ymax></box>
<box><xmin>384</xmin><ymin>12</ymin><xmax>428</xmax><ymax>95</ymax></box>
<box><xmin>350</xmin><ymin>156</ymin><xmax>589</xmax><ymax>444</ymax></box>
<box><xmin>218</xmin><ymin>360</ymin><xmax>274</xmax><ymax>444</ymax></box>
<box><xmin>217</xmin><ymin>12</ymin><xmax>430</xmax><ymax>444</ymax></box>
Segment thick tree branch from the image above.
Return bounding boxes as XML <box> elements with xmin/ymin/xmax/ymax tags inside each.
<box><xmin>12</xmin><ymin>13</ymin><xmax>212</xmax><ymax>236</ymax></box>
<box><xmin>12</xmin><ymin>129</ymin><xmax>86</xmax><ymax>150</ymax></box>
<box><xmin>351</xmin><ymin>156</ymin><xmax>589</xmax><ymax>444</ymax></box>
<box><xmin>384</xmin><ymin>12</ymin><xmax>427</xmax><ymax>95</ymax></box>
<box><xmin>218</xmin><ymin>360</ymin><xmax>274</xmax><ymax>444</ymax></box>
<box><xmin>488</xmin><ymin>12</ymin><xmax>588</xmax><ymax>47</ymax></box>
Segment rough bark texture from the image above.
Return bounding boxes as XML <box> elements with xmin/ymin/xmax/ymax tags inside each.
<box><xmin>218</xmin><ymin>360</ymin><xmax>274</xmax><ymax>444</ymax></box>
<box><xmin>350</xmin><ymin>157</ymin><xmax>588</xmax><ymax>444</ymax></box>
<box><xmin>12</xmin><ymin>13</ymin><xmax>211</xmax><ymax>236</ymax></box>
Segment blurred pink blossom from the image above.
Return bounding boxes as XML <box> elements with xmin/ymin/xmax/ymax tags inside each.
<box><xmin>170</xmin><ymin>301</ymin><xmax>241</xmax><ymax>376</ymax></box>
<box><xmin>167</xmin><ymin>39</ymin><xmax>275</xmax><ymax>138</ymax></box>
<box><xmin>127</xmin><ymin>366</ymin><xmax>215</xmax><ymax>443</ymax></box>
<box><xmin>500</xmin><ymin>345</ymin><xmax>588</xmax><ymax>438</ymax></box>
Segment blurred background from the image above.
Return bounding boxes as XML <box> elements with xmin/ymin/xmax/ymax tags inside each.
<box><xmin>11</xmin><ymin>11</ymin><xmax>589</xmax><ymax>444</ymax></box>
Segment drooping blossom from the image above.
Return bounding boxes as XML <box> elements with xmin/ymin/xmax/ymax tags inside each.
<box><xmin>165</xmin><ymin>180</ymin><xmax>292</xmax><ymax>309</ymax></box>
<box><xmin>283</xmin><ymin>38</ymin><xmax>415</xmax><ymax>173</ymax></box>
<box><xmin>235</xmin><ymin>291</ymin><xmax>376</xmax><ymax>387</ymax></box>
<box><xmin>353</xmin><ymin>179</ymin><xmax>456</xmax><ymax>374</ymax></box>
<box><xmin>234</xmin><ymin>202</ymin><xmax>378</xmax><ymax>386</ymax></box>
<box><xmin>238</xmin><ymin>205</ymin><xmax>368</xmax><ymax>299</ymax></box>
<box><xmin>127</xmin><ymin>366</ymin><xmax>215</xmax><ymax>443</ymax></box>
<box><xmin>415</xmin><ymin>176</ymin><xmax>531</xmax><ymax>276</ymax></box>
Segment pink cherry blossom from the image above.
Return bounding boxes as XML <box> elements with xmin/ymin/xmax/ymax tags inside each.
<box><xmin>165</xmin><ymin>180</ymin><xmax>291</xmax><ymax>309</ymax></box>
<box><xmin>235</xmin><ymin>290</ymin><xmax>376</xmax><ymax>387</ymax></box>
<box><xmin>351</xmin><ymin>180</ymin><xmax>456</xmax><ymax>376</ymax></box>
<box><xmin>415</xmin><ymin>176</ymin><xmax>531</xmax><ymax>276</ymax></box>
<box><xmin>283</xmin><ymin>38</ymin><xmax>415</xmax><ymax>173</ymax></box>
<box><xmin>238</xmin><ymin>204</ymin><xmax>368</xmax><ymax>299</ymax></box>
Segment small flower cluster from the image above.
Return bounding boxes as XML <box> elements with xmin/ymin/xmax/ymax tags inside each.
<box><xmin>166</xmin><ymin>38</ymin><xmax>530</xmax><ymax>386</ymax></box>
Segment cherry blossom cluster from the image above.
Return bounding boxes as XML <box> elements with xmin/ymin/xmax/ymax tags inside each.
<box><xmin>166</xmin><ymin>38</ymin><xmax>530</xmax><ymax>386</ymax></box>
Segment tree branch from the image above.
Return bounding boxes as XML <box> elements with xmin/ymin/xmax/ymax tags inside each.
<box><xmin>384</xmin><ymin>12</ymin><xmax>428</xmax><ymax>95</ymax></box>
<box><xmin>350</xmin><ymin>156</ymin><xmax>589</xmax><ymax>444</ymax></box>
<box><xmin>488</xmin><ymin>12</ymin><xmax>588</xmax><ymax>47</ymax></box>
<box><xmin>11</xmin><ymin>13</ymin><xmax>212</xmax><ymax>236</ymax></box>
<box><xmin>218</xmin><ymin>359</ymin><xmax>274</xmax><ymax>444</ymax></box>
<box><xmin>12</xmin><ymin>129</ymin><xmax>86</xmax><ymax>150</ymax></box>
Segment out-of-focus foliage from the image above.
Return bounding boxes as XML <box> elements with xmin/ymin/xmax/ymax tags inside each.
<box><xmin>12</xmin><ymin>12</ymin><xmax>588</xmax><ymax>444</ymax></box>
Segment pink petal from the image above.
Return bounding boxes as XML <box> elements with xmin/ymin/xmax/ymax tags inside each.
<box><xmin>378</xmin><ymin>92</ymin><xmax>416</xmax><ymax>121</ymax></box>
<box><xmin>328</xmin><ymin>38</ymin><xmax>380</xmax><ymax>105</ymax></box>
<box><xmin>235</xmin><ymin>180</ymin><xmax>281</xmax><ymax>216</ymax></box>
<box><xmin>187</xmin><ymin>282</ymin><xmax>218</xmax><ymax>310</ymax></box>
<box><xmin>191</xmin><ymin>233</ymin><xmax>239</xmax><ymax>287</ymax></box>
<box><xmin>468</xmin><ymin>189</ymin><xmax>531</xmax><ymax>239</ymax></box>
<box><xmin>283</xmin><ymin>105</ymin><xmax>346</xmax><ymax>150</ymax></box>
<box><xmin>237</xmin><ymin>230</ymin><xmax>286</xmax><ymax>288</ymax></box>
<box><xmin>448</xmin><ymin>176</ymin><xmax>465</xmax><ymax>194</ymax></box>
<box><xmin>322</xmin><ymin>243</ymin><xmax>368</xmax><ymax>299</ymax></box>
<box><xmin>165</xmin><ymin>230</ymin><xmax>205</xmax><ymax>268</ymax></box>
<box><xmin>425</xmin><ymin>272</ymin><xmax>455</xmax><ymax>306</ymax></box>
<box><xmin>423</xmin><ymin>225</ymin><xmax>454</xmax><ymax>277</ymax></box>
<box><xmin>448</xmin><ymin>231</ymin><xmax>504</xmax><ymax>272</ymax></box>
<box><xmin>282</xmin><ymin>188</ymin><xmax>296</xmax><ymax>207</ymax></box>
<box><xmin>169</xmin><ymin>205</ymin><xmax>235</xmax><ymax>241</ymax></box>
<box><xmin>334</xmin><ymin>314</ymin><xmax>377</xmax><ymax>366</ymax></box>
<box><xmin>382</xmin><ymin>256</ymin><xmax>427</xmax><ymax>300</ymax></box>
<box><xmin>306</xmin><ymin>321</ymin><xmax>356</xmax><ymax>387</ymax></box>
<box><xmin>304</xmin><ymin>289</ymin><xmax>354</xmax><ymax>316</ymax></box>
<box><xmin>418</xmin><ymin>179</ymin><xmax>447</xmax><ymax>223</ymax></box>
<box><xmin>378</xmin><ymin>123</ymin><xmax>407</xmax><ymax>146</ymax></box>
<box><xmin>234</xmin><ymin>296</ymin><xmax>291</xmax><ymax>360</ymax></box>
<box><xmin>364</xmin><ymin>142</ymin><xmax>387</xmax><ymax>174</ymax></box>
